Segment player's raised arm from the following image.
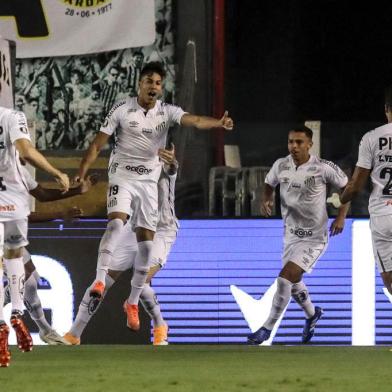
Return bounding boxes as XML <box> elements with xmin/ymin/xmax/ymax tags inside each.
<box><xmin>76</xmin><ymin>132</ymin><xmax>110</xmax><ymax>181</ymax></box>
<box><xmin>180</xmin><ymin>110</ymin><xmax>234</xmax><ymax>130</ymax></box>
<box><xmin>15</xmin><ymin>138</ymin><xmax>69</xmax><ymax>192</ymax></box>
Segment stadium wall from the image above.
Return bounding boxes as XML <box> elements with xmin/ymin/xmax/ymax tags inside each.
<box><xmin>5</xmin><ymin>218</ymin><xmax>388</xmax><ymax>346</ymax></box>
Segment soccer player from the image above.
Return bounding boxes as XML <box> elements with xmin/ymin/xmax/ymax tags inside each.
<box><xmin>247</xmin><ymin>125</ymin><xmax>350</xmax><ymax>345</ymax></box>
<box><xmin>2</xmin><ymin>166</ymin><xmax>96</xmax><ymax>345</ymax></box>
<box><xmin>0</xmin><ymin>107</ymin><xmax>69</xmax><ymax>367</ymax></box>
<box><xmin>340</xmin><ymin>85</ymin><xmax>392</xmax><ymax>296</ymax></box>
<box><xmin>64</xmin><ymin>145</ymin><xmax>178</xmax><ymax>345</ymax></box>
<box><xmin>75</xmin><ymin>61</ymin><xmax>233</xmax><ymax>331</ymax></box>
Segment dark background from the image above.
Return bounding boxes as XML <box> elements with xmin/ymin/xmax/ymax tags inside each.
<box><xmin>224</xmin><ymin>0</ymin><xmax>392</xmax><ymax>169</ymax></box>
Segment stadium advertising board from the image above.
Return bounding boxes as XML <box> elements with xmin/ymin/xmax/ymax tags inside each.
<box><xmin>9</xmin><ymin>219</ymin><xmax>389</xmax><ymax>345</ymax></box>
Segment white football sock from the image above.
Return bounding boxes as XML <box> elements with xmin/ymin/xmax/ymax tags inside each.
<box><xmin>24</xmin><ymin>270</ymin><xmax>52</xmax><ymax>335</ymax></box>
<box><xmin>263</xmin><ymin>277</ymin><xmax>293</xmax><ymax>330</ymax></box>
<box><xmin>95</xmin><ymin>218</ymin><xmax>124</xmax><ymax>282</ymax></box>
<box><xmin>140</xmin><ymin>283</ymin><xmax>165</xmax><ymax>327</ymax></box>
<box><xmin>70</xmin><ymin>274</ymin><xmax>115</xmax><ymax>338</ymax></box>
<box><xmin>292</xmin><ymin>280</ymin><xmax>315</xmax><ymax>318</ymax></box>
<box><xmin>128</xmin><ymin>241</ymin><xmax>153</xmax><ymax>305</ymax></box>
<box><xmin>4</xmin><ymin>257</ymin><xmax>25</xmax><ymax>313</ymax></box>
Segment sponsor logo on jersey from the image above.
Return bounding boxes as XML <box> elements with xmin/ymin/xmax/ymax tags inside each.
<box><xmin>0</xmin><ymin>204</ymin><xmax>16</xmax><ymax>212</ymax></box>
<box><xmin>290</xmin><ymin>228</ymin><xmax>313</xmax><ymax>238</ymax></box>
<box><xmin>125</xmin><ymin>165</ymin><xmax>153</xmax><ymax>175</ymax></box>
<box><xmin>302</xmin><ymin>256</ymin><xmax>310</xmax><ymax>265</ymax></box>
<box><xmin>142</xmin><ymin>128</ymin><xmax>153</xmax><ymax>135</ymax></box>
<box><xmin>304</xmin><ymin>176</ymin><xmax>315</xmax><ymax>187</ymax></box>
<box><xmin>290</xmin><ymin>182</ymin><xmax>301</xmax><ymax>189</ymax></box>
<box><xmin>129</xmin><ymin>121</ymin><xmax>139</xmax><ymax>128</ymax></box>
<box><xmin>307</xmin><ymin>166</ymin><xmax>317</xmax><ymax>172</ymax></box>
<box><xmin>127</xmin><ymin>109</ymin><xmax>137</xmax><ymax>113</ymax></box>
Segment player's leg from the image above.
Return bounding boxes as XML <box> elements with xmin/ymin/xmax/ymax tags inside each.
<box><xmin>65</xmin><ymin>271</ymin><xmax>119</xmax><ymax>345</ymax></box>
<box><xmin>140</xmin><ymin>231</ymin><xmax>176</xmax><ymax>345</ymax></box>
<box><xmin>90</xmin><ymin>212</ymin><xmax>128</xmax><ymax>298</ymax></box>
<box><xmin>124</xmin><ymin>182</ymin><xmax>157</xmax><ymax>331</ymax></box>
<box><xmin>3</xmin><ymin>219</ymin><xmax>32</xmax><ymax>352</ymax></box>
<box><xmin>0</xmin><ymin>223</ymin><xmax>11</xmax><ymax>367</ymax></box>
<box><xmin>371</xmin><ymin>216</ymin><xmax>392</xmax><ymax>294</ymax></box>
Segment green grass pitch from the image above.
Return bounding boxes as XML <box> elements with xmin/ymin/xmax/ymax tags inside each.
<box><xmin>0</xmin><ymin>345</ymin><xmax>391</xmax><ymax>392</ymax></box>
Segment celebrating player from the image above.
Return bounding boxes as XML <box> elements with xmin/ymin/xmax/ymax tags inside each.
<box><xmin>340</xmin><ymin>85</ymin><xmax>392</xmax><ymax>297</ymax></box>
<box><xmin>75</xmin><ymin>61</ymin><xmax>233</xmax><ymax>332</ymax></box>
<box><xmin>0</xmin><ymin>107</ymin><xmax>69</xmax><ymax>367</ymax></box>
<box><xmin>247</xmin><ymin>125</ymin><xmax>350</xmax><ymax>345</ymax></box>
<box><xmin>64</xmin><ymin>145</ymin><xmax>178</xmax><ymax>345</ymax></box>
<box><xmin>3</xmin><ymin>166</ymin><xmax>97</xmax><ymax>345</ymax></box>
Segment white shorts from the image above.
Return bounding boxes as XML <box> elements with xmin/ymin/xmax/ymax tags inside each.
<box><xmin>107</xmin><ymin>172</ymin><xmax>158</xmax><ymax>232</ymax></box>
<box><xmin>370</xmin><ymin>215</ymin><xmax>392</xmax><ymax>273</ymax></box>
<box><xmin>0</xmin><ymin>219</ymin><xmax>29</xmax><ymax>256</ymax></box>
<box><xmin>109</xmin><ymin>228</ymin><xmax>177</xmax><ymax>272</ymax></box>
<box><xmin>150</xmin><ymin>230</ymin><xmax>177</xmax><ymax>268</ymax></box>
<box><xmin>283</xmin><ymin>240</ymin><xmax>328</xmax><ymax>273</ymax></box>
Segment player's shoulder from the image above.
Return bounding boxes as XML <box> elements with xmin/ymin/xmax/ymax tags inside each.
<box><xmin>317</xmin><ymin>156</ymin><xmax>342</xmax><ymax>172</ymax></box>
<box><xmin>274</xmin><ymin>156</ymin><xmax>291</xmax><ymax>171</ymax></box>
<box><xmin>158</xmin><ymin>100</ymin><xmax>183</xmax><ymax>112</ymax></box>
<box><xmin>106</xmin><ymin>99</ymin><xmax>128</xmax><ymax>118</ymax></box>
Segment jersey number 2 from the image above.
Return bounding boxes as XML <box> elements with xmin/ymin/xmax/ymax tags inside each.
<box><xmin>381</xmin><ymin>167</ymin><xmax>392</xmax><ymax>195</ymax></box>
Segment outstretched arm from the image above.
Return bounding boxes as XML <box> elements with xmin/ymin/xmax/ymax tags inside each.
<box><xmin>30</xmin><ymin>174</ymin><xmax>98</xmax><ymax>202</ymax></box>
<box><xmin>15</xmin><ymin>139</ymin><xmax>69</xmax><ymax>192</ymax></box>
<box><xmin>340</xmin><ymin>166</ymin><xmax>371</xmax><ymax>204</ymax></box>
<box><xmin>29</xmin><ymin>206</ymin><xmax>83</xmax><ymax>223</ymax></box>
<box><xmin>180</xmin><ymin>110</ymin><xmax>233</xmax><ymax>130</ymax></box>
<box><xmin>76</xmin><ymin>132</ymin><xmax>110</xmax><ymax>181</ymax></box>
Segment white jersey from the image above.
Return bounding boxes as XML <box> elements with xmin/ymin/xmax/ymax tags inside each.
<box><xmin>356</xmin><ymin>123</ymin><xmax>392</xmax><ymax>216</ymax></box>
<box><xmin>101</xmin><ymin>97</ymin><xmax>185</xmax><ymax>183</ymax></box>
<box><xmin>156</xmin><ymin>166</ymin><xmax>179</xmax><ymax>234</ymax></box>
<box><xmin>266</xmin><ymin>155</ymin><xmax>348</xmax><ymax>243</ymax></box>
<box><xmin>0</xmin><ymin>107</ymin><xmax>32</xmax><ymax>221</ymax></box>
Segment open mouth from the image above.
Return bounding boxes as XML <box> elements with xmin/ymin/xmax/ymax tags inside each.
<box><xmin>148</xmin><ymin>91</ymin><xmax>157</xmax><ymax>98</ymax></box>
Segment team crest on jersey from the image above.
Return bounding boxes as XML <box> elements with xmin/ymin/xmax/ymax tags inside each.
<box><xmin>156</xmin><ymin>121</ymin><xmax>166</xmax><ymax>133</ymax></box>
<box><xmin>304</xmin><ymin>176</ymin><xmax>315</xmax><ymax>187</ymax></box>
<box><xmin>307</xmin><ymin>166</ymin><xmax>317</xmax><ymax>172</ymax></box>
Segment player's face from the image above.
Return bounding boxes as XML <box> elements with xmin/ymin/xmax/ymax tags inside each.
<box><xmin>138</xmin><ymin>72</ymin><xmax>163</xmax><ymax>107</ymax></box>
<box><xmin>288</xmin><ymin>131</ymin><xmax>312</xmax><ymax>164</ymax></box>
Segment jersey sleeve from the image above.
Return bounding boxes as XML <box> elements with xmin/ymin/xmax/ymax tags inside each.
<box><xmin>99</xmin><ymin>101</ymin><xmax>125</xmax><ymax>136</ymax></box>
<box><xmin>265</xmin><ymin>159</ymin><xmax>280</xmax><ymax>188</ymax></box>
<box><xmin>167</xmin><ymin>104</ymin><xmax>186</xmax><ymax>126</ymax></box>
<box><xmin>8</xmin><ymin>110</ymin><xmax>31</xmax><ymax>144</ymax></box>
<box><xmin>323</xmin><ymin>160</ymin><xmax>348</xmax><ymax>189</ymax></box>
<box><xmin>20</xmin><ymin>166</ymin><xmax>38</xmax><ymax>191</ymax></box>
<box><xmin>356</xmin><ymin>132</ymin><xmax>373</xmax><ymax>169</ymax></box>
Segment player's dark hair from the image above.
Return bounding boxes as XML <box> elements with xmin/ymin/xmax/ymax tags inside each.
<box><xmin>140</xmin><ymin>62</ymin><xmax>166</xmax><ymax>80</ymax></box>
<box><xmin>289</xmin><ymin>125</ymin><xmax>313</xmax><ymax>140</ymax></box>
<box><xmin>385</xmin><ymin>85</ymin><xmax>392</xmax><ymax>111</ymax></box>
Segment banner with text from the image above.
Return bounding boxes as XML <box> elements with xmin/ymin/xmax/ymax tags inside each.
<box><xmin>0</xmin><ymin>0</ymin><xmax>155</xmax><ymax>58</ymax></box>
